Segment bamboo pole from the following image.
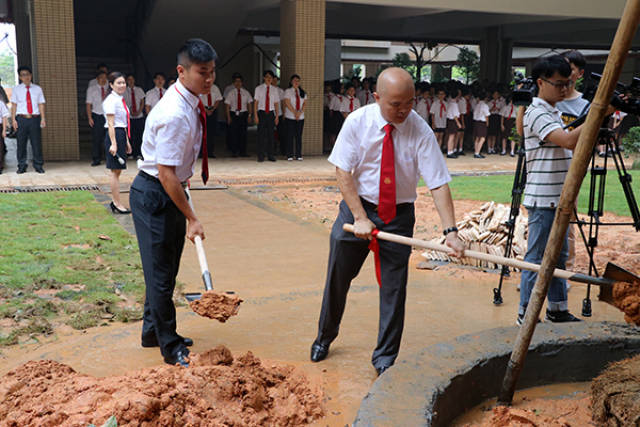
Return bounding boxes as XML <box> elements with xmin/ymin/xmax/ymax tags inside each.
<box><xmin>497</xmin><ymin>0</ymin><xmax>640</xmax><ymax>405</ymax></box>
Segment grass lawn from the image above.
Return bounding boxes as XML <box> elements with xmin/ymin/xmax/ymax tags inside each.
<box><xmin>0</xmin><ymin>191</ymin><xmax>150</xmax><ymax>346</ymax></box>
<box><xmin>446</xmin><ymin>170</ymin><xmax>640</xmax><ymax>217</ymax></box>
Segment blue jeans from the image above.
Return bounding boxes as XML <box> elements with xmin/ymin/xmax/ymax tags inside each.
<box><xmin>519</xmin><ymin>207</ymin><xmax>569</xmax><ymax>315</ymax></box>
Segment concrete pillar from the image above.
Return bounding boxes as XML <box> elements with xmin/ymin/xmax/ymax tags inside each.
<box><xmin>280</xmin><ymin>0</ymin><xmax>325</xmax><ymax>156</ymax></box>
<box><xmin>480</xmin><ymin>26</ymin><xmax>513</xmax><ymax>84</ymax></box>
<box><xmin>17</xmin><ymin>0</ymin><xmax>79</xmax><ymax>161</ymax></box>
<box><xmin>324</xmin><ymin>39</ymin><xmax>341</xmax><ymax>81</ymax></box>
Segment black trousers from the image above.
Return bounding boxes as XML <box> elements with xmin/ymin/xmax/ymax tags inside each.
<box><xmin>229</xmin><ymin>112</ymin><xmax>248</xmax><ymax>156</ymax></box>
<box><xmin>277</xmin><ymin>115</ymin><xmax>286</xmax><ymax>155</ymax></box>
<box><xmin>205</xmin><ymin>113</ymin><xmax>216</xmax><ymax>157</ymax></box>
<box><xmin>91</xmin><ymin>113</ymin><xmax>106</xmax><ymax>163</ymax></box>
<box><xmin>315</xmin><ymin>199</ymin><xmax>415</xmax><ymax>369</ymax></box>
<box><xmin>285</xmin><ymin>118</ymin><xmax>304</xmax><ymax>158</ymax></box>
<box><xmin>130</xmin><ymin>173</ymin><xmax>187</xmax><ymax>359</ymax></box>
<box><xmin>16</xmin><ymin>116</ymin><xmax>43</xmax><ymax>168</ymax></box>
<box><xmin>257</xmin><ymin>110</ymin><xmax>276</xmax><ymax>160</ymax></box>
<box><xmin>130</xmin><ymin>117</ymin><xmax>145</xmax><ymax>158</ymax></box>
<box><xmin>0</xmin><ymin>125</ymin><xmax>5</xmax><ymax>171</ymax></box>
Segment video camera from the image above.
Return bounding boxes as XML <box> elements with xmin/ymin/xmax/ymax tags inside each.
<box><xmin>512</xmin><ymin>72</ymin><xmax>536</xmax><ymax>106</ymax></box>
<box><xmin>583</xmin><ymin>72</ymin><xmax>640</xmax><ymax>116</ymax></box>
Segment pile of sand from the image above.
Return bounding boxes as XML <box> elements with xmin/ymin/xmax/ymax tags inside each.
<box><xmin>612</xmin><ymin>280</ymin><xmax>640</xmax><ymax>326</ymax></box>
<box><xmin>189</xmin><ymin>291</ymin><xmax>243</xmax><ymax>322</ymax></box>
<box><xmin>591</xmin><ymin>353</ymin><xmax>640</xmax><ymax>426</ymax></box>
<box><xmin>0</xmin><ymin>345</ymin><xmax>324</xmax><ymax>427</ymax></box>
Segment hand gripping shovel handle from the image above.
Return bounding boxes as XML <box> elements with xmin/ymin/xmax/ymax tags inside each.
<box><xmin>185</xmin><ymin>187</ymin><xmax>213</xmax><ymax>291</ymax></box>
<box><xmin>342</xmin><ymin>224</ymin><xmax>616</xmax><ymax>288</ymax></box>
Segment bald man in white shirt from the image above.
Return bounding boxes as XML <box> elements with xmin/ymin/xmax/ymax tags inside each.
<box><xmin>310</xmin><ymin>68</ymin><xmax>465</xmax><ymax>376</ymax></box>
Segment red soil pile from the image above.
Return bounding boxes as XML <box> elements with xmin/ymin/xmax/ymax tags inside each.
<box><xmin>0</xmin><ymin>345</ymin><xmax>324</xmax><ymax>427</ymax></box>
<box><xmin>591</xmin><ymin>353</ymin><xmax>640</xmax><ymax>426</ymax></box>
<box><xmin>189</xmin><ymin>291</ymin><xmax>242</xmax><ymax>322</ymax></box>
<box><xmin>612</xmin><ymin>279</ymin><xmax>640</xmax><ymax>326</ymax></box>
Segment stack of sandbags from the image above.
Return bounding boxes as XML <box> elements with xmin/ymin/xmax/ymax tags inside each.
<box><xmin>421</xmin><ymin>201</ymin><xmax>528</xmax><ymax>270</ymax></box>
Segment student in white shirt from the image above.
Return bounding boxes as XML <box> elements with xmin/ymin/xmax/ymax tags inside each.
<box><xmin>472</xmin><ymin>90</ymin><xmax>491</xmax><ymax>158</ymax></box>
<box><xmin>11</xmin><ymin>66</ymin><xmax>46</xmax><ymax>174</ymax></box>
<box><xmin>357</xmin><ymin>78</ymin><xmax>375</xmax><ymax>106</ymax></box>
<box><xmin>340</xmin><ymin>84</ymin><xmax>361</xmax><ymax>119</ymax></box>
<box><xmin>87</xmin><ymin>63</ymin><xmax>108</xmax><ymax>90</ymax></box>
<box><xmin>145</xmin><ymin>72</ymin><xmax>166</xmax><ymax>114</ymax></box>
<box><xmin>500</xmin><ymin>97</ymin><xmax>517</xmax><ymax>156</ymax></box>
<box><xmin>199</xmin><ymin>83</ymin><xmax>222</xmax><ymax>158</ymax></box>
<box><xmin>271</xmin><ymin>76</ymin><xmax>286</xmax><ymax>156</ymax></box>
<box><xmin>329</xmin><ymin>82</ymin><xmax>345</xmax><ymax>145</ymax></box>
<box><xmin>130</xmin><ymin>39</ymin><xmax>217</xmax><ymax>368</ymax></box>
<box><xmin>103</xmin><ymin>71</ymin><xmax>132</xmax><ymax>214</ymax></box>
<box><xmin>444</xmin><ymin>84</ymin><xmax>462</xmax><ymax>158</ymax></box>
<box><xmin>487</xmin><ymin>89</ymin><xmax>504</xmax><ymax>154</ymax></box>
<box><xmin>124</xmin><ymin>74</ymin><xmax>146</xmax><ymax>160</ymax></box>
<box><xmin>430</xmin><ymin>86</ymin><xmax>447</xmax><ymax>150</ymax></box>
<box><xmin>0</xmin><ymin>83</ymin><xmax>9</xmax><ymax>174</ymax></box>
<box><xmin>86</xmin><ymin>71</ymin><xmax>109</xmax><ymax>166</ymax></box>
<box><xmin>456</xmin><ymin>87</ymin><xmax>472</xmax><ymax>156</ymax></box>
<box><xmin>282</xmin><ymin>74</ymin><xmax>307</xmax><ymax>161</ymax></box>
<box><xmin>224</xmin><ymin>72</ymin><xmax>253</xmax><ymax>157</ymax></box>
<box><xmin>253</xmin><ymin>70</ymin><xmax>280</xmax><ymax>162</ymax></box>
<box><xmin>323</xmin><ymin>81</ymin><xmax>334</xmax><ymax>153</ymax></box>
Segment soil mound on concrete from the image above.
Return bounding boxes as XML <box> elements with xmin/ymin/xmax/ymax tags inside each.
<box><xmin>0</xmin><ymin>345</ymin><xmax>324</xmax><ymax>427</ymax></box>
<box><xmin>612</xmin><ymin>280</ymin><xmax>640</xmax><ymax>326</ymax></box>
<box><xmin>189</xmin><ymin>291</ymin><xmax>242</xmax><ymax>322</ymax></box>
<box><xmin>591</xmin><ymin>353</ymin><xmax>640</xmax><ymax>426</ymax></box>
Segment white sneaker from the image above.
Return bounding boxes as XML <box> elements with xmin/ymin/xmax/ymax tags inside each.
<box><xmin>297</xmin><ymin>157</ymin><xmax>303</xmax><ymax>161</ymax></box>
<box><xmin>287</xmin><ymin>157</ymin><xmax>293</xmax><ymax>161</ymax></box>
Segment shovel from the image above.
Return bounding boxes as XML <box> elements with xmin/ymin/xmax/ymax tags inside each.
<box><xmin>184</xmin><ymin>187</ymin><xmax>214</xmax><ymax>302</ymax></box>
<box><xmin>343</xmin><ymin>224</ymin><xmax>640</xmax><ymax>305</ymax></box>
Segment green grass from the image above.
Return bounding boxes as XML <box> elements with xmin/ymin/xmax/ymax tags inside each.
<box><xmin>0</xmin><ymin>191</ymin><xmax>145</xmax><ymax>346</ymax></box>
<box><xmin>443</xmin><ymin>170</ymin><xmax>640</xmax><ymax>217</ymax></box>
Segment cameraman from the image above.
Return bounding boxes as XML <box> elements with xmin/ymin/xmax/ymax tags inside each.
<box><xmin>518</xmin><ymin>54</ymin><xmax>584</xmax><ymax>325</ymax></box>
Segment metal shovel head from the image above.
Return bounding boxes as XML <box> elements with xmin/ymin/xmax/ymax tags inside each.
<box><xmin>599</xmin><ymin>262</ymin><xmax>640</xmax><ymax>304</ymax></box>
<box><xmin>184</xmin><ymin>292</ymin><xmax>203</xmax><ymax>302</ymax></box>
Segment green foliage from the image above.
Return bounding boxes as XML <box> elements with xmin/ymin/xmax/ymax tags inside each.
<box><xmin>622</xmin><ymin>126</ymin><xmax>640</xmax><ymax>154</ymax></box>
<box><xmin>456</xmin><ymin>47</ymin><xmax>480</xmax><ymax>84</ymax></box>
<box><xmin>0</xmin><ymin>53</ymin><xmax>15</xmax><ymax>86</ymax></box>
<box><xmin>342</xmin><ymin>64</ymin><xmax>363</xmax><ymax>83</ymax></box>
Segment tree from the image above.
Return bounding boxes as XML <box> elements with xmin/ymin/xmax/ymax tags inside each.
<box><xmin>392</xmin><ymin>53</ymin><xmax>413</xmax><ymax>71</ymax></box>
<box><xmin>456</xmin><ymin>47</ymin><xmax>480</xmax><ymax>84</ymax></box>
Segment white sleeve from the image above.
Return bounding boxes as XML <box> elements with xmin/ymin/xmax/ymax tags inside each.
<box><xmin>36</xmin><ymin>87</ymin><xmax>45</xmax><ymax>104</ymax></box>
<box><xmin>416</xmin><ymin>129</ymin><xmax>452</xmax><ymax>190</ymax></box>
<box><xmin>327</xmin><ymin>114</ymin><xmax>359</xmax><ymax>172</ymax></box>
<box><xmin>154</xmin><ymin>113</ymin><xmax>191</xmax><ymax>166</ymax></box>
<box><xmin>212</xmin><ymin>86</ymin><xmax>223</xmax><ymax>102</ymax></box>
<box><xmin>10</xmin><ymin>87</ymin><xmax>17</xmax><ymax>103</ymax></box>
<box><xmin>103</xmin><ymin>97</ymin><xmax>115</xmax><ymax>115</ymax></box>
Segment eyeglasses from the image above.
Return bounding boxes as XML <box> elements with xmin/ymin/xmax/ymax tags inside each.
<box><xmin>541</xmin><ymin>78</ymin><xmax>573</xmax><ymax>90</ymax></box>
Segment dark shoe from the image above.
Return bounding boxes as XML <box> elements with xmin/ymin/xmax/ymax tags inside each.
<box><xmin>0</xmin><ymin>168</ymin><xmax>3</xmax><ymax>174</ymax></box>
<box><xmin>516</xmin><ymin>314</ymin><xmax>541</xmax><ymax>326</ymax></box>
<box><xmin>446</xmin><ymin>153</ymin><xmax>458</xmax><ymax>159</ymax></box>
<box><xmin>510</xmin><ymin>152</ymin><xmax>515</xmax><ymax>157</ymax></box>
<box><xmin>257</xmin><ymin>158</ymin><xmax>264</xmax><ymax>163</ymax></box>
<box><xmin>110</xmin><ymin>202</ymin><xmax>131</xmax><ymax>214</ymax></box>
<box><xmin>240</xmin><ymin>153</ymin><xmax>250</xmax><ymax>157</ymax></box>
<box><xmin>500</xmin><ymin>151</ymin><xmax>507</xmax><ymax>156</ymax></box>
<box><xmin>142</xmin><ymin>336</ymin><xmax>193</xmax><ymax>348</ymax></box>
<box><xmin>473</xmin><ymin>154</ymin><xmax>485</xmax><ymax>159</ymax></box>
<box><xmin>457</xmin><ymin>150</ymin><xmax>466</xmax><ymax>156</ymax></box>
<box><xmin>268</xmin><ymin>157</ymin><xmax>277</xmax><ymax>162</ymax></box>
<box><xmin>91</xmin><ymin>160</ymin><xmax>101</xmax><ymax>166</ymax></box>
<box><xmin>310</xmin><ymin>342</ymin><xmax>329</xmax><ymax>362</ymax></box>
<box><xmin>164</xmin><ymin>348</ymin><xmax>190</xmax><ymax>367</ymax></box>
<box><xmin>17</xmin><ymin>166</ymin><xmax>27</xmax><ymax>174</ymax></box>
<box><xmin>545</xmin><ymin>310</ymin><xmax>581</xmax><ymax>323</ymax></box>
<box><xmin>375</xmin><ymin>365</ymin><xmax>391</xmax><ymax>376</ymax></box>
<box><xmin>209</xmin><ymin>153</ymin><xmax>216</xmax><ymax>158</ymax></box>
<box><xmin>35</xmin><ymin>167</ymin><xmax>45</xmax><ymax>174</ymax></box>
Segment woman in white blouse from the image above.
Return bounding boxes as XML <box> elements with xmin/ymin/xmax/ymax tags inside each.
<box><xmin>103</xmin><ymin>71</ymin><xmax>132</xmax><ymax>214</ymax></box>
<box><xmin>282</xmin><ymin>74</ymin><xmax>307</xmax><ymax>160</ymax></box>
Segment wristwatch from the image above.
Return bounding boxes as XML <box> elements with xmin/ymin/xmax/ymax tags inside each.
<box><xmin>443</xmin><ymin>226</ymin><xmax>458</xmax><ymax>236</ymax></box>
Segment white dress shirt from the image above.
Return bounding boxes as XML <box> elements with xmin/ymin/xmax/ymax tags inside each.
<box><xmin>88</xmin><ymin>78</ymin><xmax>98</xmax><ymax>89</ymax></box>
<box><xmin>500</xmin><ymin>103</ymin><xmax>516</xmax><ymax>119</ymax></box>
<box><xmin>340</xmin><ymin>96</ymin><xmax>361</xmax><ymax>113</ymax></box>
<box><xmin>283</xmin><ymin>87</ymin><xmax>307</xmax><ymax>120</ymax></box>
<box><xmin>11</xmin><ymin>83</ymin><xmax>46</xmax><ymax>115</ymax></box>
<box><xmin>145</xmin><ymin>87</ymin><xmax>165</xmax><ymax>109</ymax></box>
<box><xmin>102</xmin><ymin>92</ymin><xmax>129</xmax><ymax>128</ymax></box>
<box><xmin>489</xmin><ymin>98</ymin><xmax>504</xmax><ymax>114</ymax></box>
<box><xmin>86</xmin><ymin>84</ymin><xmax>109</xmax><ymax>115</ymax></box>
<box><xmin>430</xmin><ymin>99</ymin><xmax>447</xmax><ymax>129</ymax></box>
<box><xmin>223</xmin><ymin>84</ymin><xmax>235</xmax><ymax>98</ymax></box>
<box><xmin>0</xmin><ymin>102</ymin><xmax>10</xmax><ymax>119</ymax></box>
<box><xmin>199</xmin><ymin>84</ymin><xmax>223</xmax><ymax>109</ymax></box>
<box><xmin>328</xmin><ymin>103</ymin><xmax>451</xmax><ymax>205</ymax></box>
<box><xmin>124</xmin><ymin>86</ymin><xmax>146</xmax><ymax>119</ymax></box>
<box><xmin>357</xmin><ymin>90</ymin><xmax>375</xmax><ymax>106</ymax></box>
<box><xmin>254</xmin><ymin>84</ymin><xmax>280</xmax><ymax>113</ymax></box>
<box><xmin>414</xmin><ymin>98</ymin><xmax>429</xmax><ymax>122</ymax></box>
<box><xmin>329</xmin><ymin>95</ymin><xmax>343</xmax><ymax>112</ymax></box>
<box><xmin>138</xmin><ymin>81</ymin><xmax>203</xmax><ymax>182</ymax></box>
<box><xmin>276</xmin><ymin>87</ymin><xmax>285</xmax><ymax>116</ymax></box>
<box><xmin>473</xmin><ymin>101</ymin><xmax>491</xmax><ymax>122</ymax></box>
<box><xmin>224</xmin><ymin>87</ymin><xmax>253</xmax><ymax>114</ymax></box>
<box><xmin>446</xmin><ymin>99</ymin><xmax>460</xmax><ymax>120</ymax></box>
<box><xmin>457</xmin><ymin>98</ymin><xmax>469</xmax><ymax>115</ymax></box>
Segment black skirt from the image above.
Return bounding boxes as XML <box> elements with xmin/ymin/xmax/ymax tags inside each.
<box><xmin>488</xmin><ymin>114</ymin><xmax>501</xmax><ymax>136</ymax></box>
<box><xmin>104</xmin><ymin>128</ymin><xmax>128</xmax><ymax>170</ymax></box>
<box><xmin>474</xmin><ymin>120</ymin><xmax>488</xmax><ymax>138</ymax></box>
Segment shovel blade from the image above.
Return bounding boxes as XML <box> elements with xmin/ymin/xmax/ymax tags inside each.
<box><xmin>185</xmin><ymin>292</ymin><xmax>203</xmax><ymax>302</ymax></box>
<box><xmin>599</xmin><ymin>262</ymin><xmax>640</xmax><ymax>304</ymax></box>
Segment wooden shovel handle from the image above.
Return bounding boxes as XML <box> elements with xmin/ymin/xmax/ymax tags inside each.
<box><xmin>342</xmin><ymin>224</ymin><xmax>614</xmax><ymax>287</ymax></box>
<box><xmin>186</xmin><ymin>188</ymin><xmax>213</xmax><ymax>291</ymax></box>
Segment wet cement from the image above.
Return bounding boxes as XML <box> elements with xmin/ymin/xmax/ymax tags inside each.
<box><xmin>0</xmin><ymin>189</ymin><xmax>628</xmax><ymax>426</ymax></box>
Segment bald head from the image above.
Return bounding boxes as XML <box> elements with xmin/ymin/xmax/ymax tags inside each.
<box><xmin>374</xmin><ymin>67</ymin><xmax>415</xmax><ymax>124</ymax></box>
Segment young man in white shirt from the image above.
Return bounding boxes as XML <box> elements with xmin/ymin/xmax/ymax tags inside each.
<box><xmin>130</xmin><ymin>39</ymin><xmax>216</xmax><ymax>368</ymax></box>
<box><xmin>430</xmin><ymin>86</ymin><xmax>448</xmax><ymax>150</ymax></box>
<box><xmin>86</xmin><ymin>71</ymin><xmax>109</xmax><ymax>166</ymax></box>
<box><xmin>11</xmin><ymin>66</ymin><xmax>46</xmax><ymax>174</ymax></box>
<box><xmin>310</xmin><ymin>67</ymin><xmax>464</xmax><ymax>376</ymax></box>
<box><xmin>87</xmin><ymin>63</ymin><xmax>108</xmax><ymax>90</ymax></box>
<box><xmin>145</xmin><ymin>72</ymin><xmax>166</xmax><ymax>114</ymax></box>
<box><xmin>357</xmin><ymin>78</ymin><xmax>375</xmax><ymax>106</ymax></box>
<box><xmin>199</xmin><ymin>83</ymin><xmax>222</xmax><ymax>158</ymax></box>
<box><xmin>340</xmin><ymin>84</ymin><xmax>361</xmax><ymax>118</ymax></box>
<box><xmin>253</xmin><ymin>70</ymin><xmax>280</xmax><ymax>162</ymax></box>
<box><xmin>224</xmin><ymin>72</ymin><xmax>253</xmax><ymax>157</ymax></box>
<box><xmin>124</xmin><ymin>73</ymin><xmax>146</xmax><ymax>160</ymax></box>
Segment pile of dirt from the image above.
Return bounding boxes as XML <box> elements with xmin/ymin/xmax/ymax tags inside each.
<box><xmin>0</xmin><ymin>345</ymin><xmax>324</xmax><ymax>427</ymax></box>
<box><xmin>591</xmin><ymin>353</ymin><xmax>640</xmax><ymax>426</ymax></box>
<box><xmin>189</xmin><ymin>291</ymin><xmax>242</xmax><ymax>322</ymax></box>
<box><xmin>612</xmin><ymin>280</ymin><xmax>640</xmax><ymax>326</ymax></box>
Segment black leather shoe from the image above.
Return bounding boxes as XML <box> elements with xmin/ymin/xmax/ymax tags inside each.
<box><xmin>142</xmin><ymin>336</ymin><xmax>193</xmax><ymax>348</ymax></box>
<box><xmin>310</xmin><ymin>342</ymin><xmax>329</xmax><ymax>362</ymax></box>
<box><xmin>91</xmin><ymin>160</ymin><xmax>101</xmax><ymax>166</ymax></box>
<box><xmin>35</xmin><ymin>167</ymin><xmax>45</xmax><ymax>174</ymax></box>
<box><xmin>17</xmin><ymin>166</ymin><xmax>26</xmax><ymax>174</ymax></box>
<box><xmin>375</xmin><ymin>365</ymin><xmax>391</xmax><ymax>376</ymax></box>
<box><xmin>268</xmin><ymin>157</ymin><xmax>277</xmax><ymax>162</ymax></box>
<box><xmin>164</xmin><ymin>348</ymin><xmax>190</xmax><ymax>367</ymax></box>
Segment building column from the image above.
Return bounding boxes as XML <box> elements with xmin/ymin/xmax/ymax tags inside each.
<box><xmin>15</xmin><ymin>0</ymin><xmax>79</xmax><ymax>161</ymax></box>
<box><xmin>280</xmin><ymin>0</ymin><xmax>325</xmax><ymax>156</ymax></box>
<box><xmin>324</xmin><ymin>39</ymin><xmax>341</xmax><ymax>81</ymax></box>
<box><xmin>480</xmin><ymin>26</ymin><xmax>513</xmax><ymax>84</ymax></box>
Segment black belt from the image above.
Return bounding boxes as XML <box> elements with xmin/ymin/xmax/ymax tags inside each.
<box><xmin>360</xmin><ymin>197</ymin><xmax>412</xmax><ymax>212</ymax></box>
<box><xmin>138</xmin><ymin>170</ymin><xmax>188</xmax><ymax>188</ymax></box>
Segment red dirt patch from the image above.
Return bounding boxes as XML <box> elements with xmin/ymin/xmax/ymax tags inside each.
<box><xmin>189</xmin><ymin>291</ymin><xmax>242</xmax><ymax>322</ymax></box>
<box><xmin>612</xmin><ymin>280</ymin><xmax>640</xmax><ymax>326</ymax></box>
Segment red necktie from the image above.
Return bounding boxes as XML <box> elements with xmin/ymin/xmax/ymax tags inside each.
<box><xmin>466</xmin><ymin>99</ymin><xmax>471</xmax><ymax>114</ymax></box>
<box><xmin>197</xmin><ymin>99</ymin><xmax>209</xmax><ymax>184</ymax></box>
<box><xmin>207</xmin><ymin>92</ymin><xmax>212</xmax><ymax>106</ymax></box>
<box><xmin>295</xmin><ymin>89</ymin><xmax>300</xmax><ymax>111</ymax></box>
<box><xmin>121</xmin><ymin>98</ymin><xmax>131</xmax><ymax>139</ymax></box>
<box><xmin>26</xmin><ymin>86</ymin><xmax>33</xmax><ymax>114</ymax></box>
<box><xmin>101</xmin><ymin>86</ymin><xmax>106</xmax><ymax>100</ymax></box>
<box><xmin>236</xmin><ymin>88</ymin><xmax>241</xmax><ymax>112</ymax></box>
<box><xmin>492</xmin><ymin>100</ymin><xmax>496</xmax><ymax>111</ymax></box>
<box><xmin>439</xmin><ymin>102</ymin><xmax>445</xmax><ymax>118</ymax></box>
<box><xmin>159</xmin><ymin>88</ymin><xmax>163</xmax><ymax>99</ymax></box>
<box><xmin>131</xmin><ymin>88</ymin><xmax>136</xmax><ymax>115</ymax></box>
<box><xmin>508</xmin><ymin>105</ymin><xmax>514</xmax><ymax>119</ymax></box>
<box><xmin>365</xmin><ymin>92</ymin><xmax>369</xmax><ymax>104</ymax></box>
<box><xmin>378</xmin><ymin>123</ymin><xmax>396</xmax><ymax>223</ymax></box>
<box><xmin>349</xmin><ymin>97</ymin><xmax>354</xmax><ymax>112</ymax></box>
<box><xmin>265</xmin><ymin>86</ymin><xmax>270</xmax><ymax>113</ymax></box>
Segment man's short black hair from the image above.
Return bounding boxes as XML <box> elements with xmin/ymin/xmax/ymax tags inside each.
<box><xmin>263</xmin><ymin>70</ymin><xmax>274</xmax><ymax>78</ymax></box>
<box><xmin>532</xmin><ymin>54</ymin><xmax>572</xmax><ymax>83</ymax></box>
<box><xmin>96</xmin><ymin>70</ymin><xmax>108</xmax><ymax>78</ymax></box>
<box><xmin>97</xmin><ymin>62</ymin><xmax>108</xmax><ymax>70</ymax></box>
<box><xmin>153</xmin><ymin>72</ymin><xmax>166</xmax><ymax>80</ymax></box>
<box><xmin>17</xmin><ymin>65</ymin><xmax>32</xmax><ymax>75</ymax></box>
<box><xmin>563</xmin><ymin>50</ymin><xmax>586</xmax><ymax>71</ymax></box>
<box><xmin>232</xmin><ymin>72</ymin><xmax>243</xmax><ymax>81</ymax></box>
<box><xmin>177</xmin><ymin>38</ymin><xmax>217</xmax><ymax>67</ymax></box>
